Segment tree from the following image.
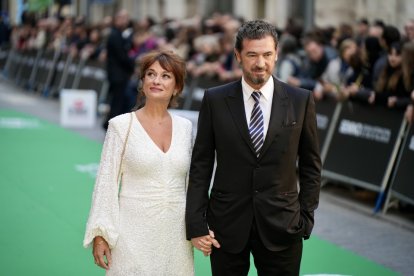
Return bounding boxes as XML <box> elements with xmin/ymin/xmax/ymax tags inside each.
<box><xmin>27</xmin><ymin>0</ymin><xmax>53</xmax><ymax>12</ymax></box>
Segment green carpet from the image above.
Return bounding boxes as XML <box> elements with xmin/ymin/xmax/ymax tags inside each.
<box><xmin>0</xmin><ymin>109</ymin><xmax>399</xmax><ymax>276</ymax></box>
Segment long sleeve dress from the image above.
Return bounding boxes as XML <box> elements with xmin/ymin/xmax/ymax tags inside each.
<box><xmin>84</xmin><ymin>112</ymin><xmax>194</xmax><ymax>275</ymax></box>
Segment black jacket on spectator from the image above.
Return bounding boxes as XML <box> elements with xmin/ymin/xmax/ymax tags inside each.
<box><xmin>103</xmin><ymin>26</ymin><xmax>135</xmax><ymax>130</ymax></box>
<box><xmin>106</xmin><ymin>27</ymin><xmax>135</xmax><ymax>83</ymax></box>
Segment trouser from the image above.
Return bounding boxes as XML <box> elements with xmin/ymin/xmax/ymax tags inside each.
<box><xmin>103</xmin><ymin>80</ymin><xmax>130</xmax><ymax>130</ymax></box>
<box><xmin>210</xmin><ymin>221</ymin><xmax>303</xmax><ymax>276</ymax></box>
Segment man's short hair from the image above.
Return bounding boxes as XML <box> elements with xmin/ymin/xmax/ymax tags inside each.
<box><xmin>235</xmin><ymin>20</ymin><xmax>278</xmax><ymax>52</ymax></box>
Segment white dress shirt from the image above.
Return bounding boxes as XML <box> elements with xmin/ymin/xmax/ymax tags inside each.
<box><xmin>242</xmin><ymin>76</ymin><xmax>274</xmax><ymax>140</ymax></box>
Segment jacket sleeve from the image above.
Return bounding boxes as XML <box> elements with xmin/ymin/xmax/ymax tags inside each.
<box><xmin>185</xmin><ymin>91</ymin><xmax>216</xmax><ymax>239</ymax></box>
<box><xmin>83</xmin><ymin>120</ymin><xmax>124</xmax><ymax>249</ymax></box>
<box><xmin>298</xmin><ymin>92</ymin><xmax>322</xmax><ymax>238</ymax></box>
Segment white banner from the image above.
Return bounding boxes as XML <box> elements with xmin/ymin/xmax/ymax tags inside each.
<box><xmin>60</xmin><ymin>89</ymin><xmax>97</xmax><ymax>128</ymax></box>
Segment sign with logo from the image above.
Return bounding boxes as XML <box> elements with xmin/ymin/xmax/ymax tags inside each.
<box><xmin>323</xmin><ymin>102</ymin><xmax>404</xmax><ymax>190</ymax></box>
<box><xmin>390</xmin><ymin>125</ymin><xmax>414</xmax><ymax>205</ymax></box>
<box><xmin>60</xmin><ymin>89</ymin><xmax>97</xmax><ymax>128</ymax></box>
<box><xmin>315</xmin><ymin>98</ymin><xmax>337</xmax><ymax>151</ymax></box>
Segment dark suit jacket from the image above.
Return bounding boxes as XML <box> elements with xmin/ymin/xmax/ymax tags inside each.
<box><xmin>106</xmin><ymin>27</ymin><xmax>135</xmax><ymax>84</ymax></box>
<box><xmin>186</xmin><ymin>77</ymin><xmax>321</xmax><ymax>253</ymax></box>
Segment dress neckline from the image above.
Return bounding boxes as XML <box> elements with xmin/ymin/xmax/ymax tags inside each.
<box><xmin>133</xmin><ymin>111</ymin><xmax>174</xmax><ymax>154</ymax></box>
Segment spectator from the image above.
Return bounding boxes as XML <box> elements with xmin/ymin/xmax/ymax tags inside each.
<box><xmin>355</xmin><ymin>18</ymin><xmax>370</xmax><ymax>46</ymax></box>
<box><xmin>405</xmin><ymin>90</ymin><xmax>414</xmax><ymax>124</ymax></box>
<box><xmin>403</xmin><ymin>19</ymin><xmax>414</xmax><ymax>42</ymax></box>
<box><xmin>275</xmin><ymin>33</ymin><xmax>301</xmax><ymax>82</ymax></box>
<box><xmin>372</xmin><ymin>25</ymin><xmax>401</xmax><ymax>85</ymax></box>
<box><xmin>314</xmin><ymin>38</ymin><xmax>358</xmax><ymax>100</ymax></box>
<box><xmin>102</xmin><ymin>9</ymin><xmax>135</xmax><ymax>130</ymax></box>
<box><xmin>400</xmin><ymin>42</ymin><xmax>414</xmax><ymax>117</ymax></box>
<box><xmin>370</xmin><ymin>42</ymin><xmax>412</xmax><ymax>109</ymax></box>
<box><xmin>0</xmin><ymin>15</ymin><xmax>11</xmax><ymax>47</ymax></box>
<box><xmin>368</xmin><ymin>19</ymin><xmax>385</xmax><ymax>38</ymax></box>
<box><xmin>342</xmin><ymin>36</ymin><xmax>383</xmax><ymax>103</ymax></box>
<box><xmin>79</xmin><ymin>27</ymin><xmax>106</xmax><ymax>61</ymax></box>
<box><xmin>287</xmin><ymin>34</ymin><xmax>337</xmax><ymax>92</ymax></box>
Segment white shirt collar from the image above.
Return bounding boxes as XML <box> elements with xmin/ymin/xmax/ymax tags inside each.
<box><xmin>241</xmin><ymin>76</ymin><xmax>274</xmax><ymax>103</ymax></box>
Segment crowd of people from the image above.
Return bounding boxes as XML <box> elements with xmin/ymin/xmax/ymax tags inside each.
<box><xmin>1</xmin><ymin>11</ymin><xmax>414</xmax><ymax>124</ymax></box>
<box><xmin>1</xmin><ymin>9</ymin><xmax>413</xmax><ymax>275</ymax></box>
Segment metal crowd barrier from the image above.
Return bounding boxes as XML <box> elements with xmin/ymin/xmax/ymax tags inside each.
<box><xmin>2</xmin><ymin>49</ymin><xmax>108</xmax><ymax>102</ymax></box>
<box><xmin>383</xmin><ymin>120</ymin><xmax>414</xmax><ymax>213</ymax></box>
<box><xmin>315</xmin><ymin>99</ymin><xmax>409</xmax><ymax>213</ymax></box>
<box><xmin>3</xmin><ymin>50</ymin><xmax>414</xmax><ymax>213</ymax></box>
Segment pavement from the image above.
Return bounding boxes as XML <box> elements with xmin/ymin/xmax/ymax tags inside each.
<box><xmin>1</xmin><ymin>75</ymin><xmax>414</xmax><ymax>276</ymax></box>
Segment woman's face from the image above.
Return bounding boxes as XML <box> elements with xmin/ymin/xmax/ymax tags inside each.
<box><xmin>343</xmin><ymin>43</ymin><xmax>358</xmax><ymax>63</ymax></box>
<box><xmin>142</xmin><ymin>61</ymin><xmax>177</xmax><ymax>104</ymax></box>
<box><xmin>388</xmin><ymin>48</ymin><xmax>402</xmax><ymax>68</ymax></box>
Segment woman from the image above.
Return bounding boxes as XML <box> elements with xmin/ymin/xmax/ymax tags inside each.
<box><xmin>84</xmin><ymin>50</ymin><xmax>207</xmax><ymax>275</ymax></box>
<box><xmin>403</xmin><ymin>42</ymin><xmax>414</xmax><ymax>123</ymax></box>
<box><xmin>313</xmin><ymin>38</ymin><xmax>357</xmax><ymax>100</ymax></box>
<box><xmin>340</xmin><ymin>36</ymin><xmax>379</xmax><ymax>102</ymax></box>
<box><xmin>370</xmin><ymin>41</ymin><xmax>412</xmax><ymax>108</ymax></box>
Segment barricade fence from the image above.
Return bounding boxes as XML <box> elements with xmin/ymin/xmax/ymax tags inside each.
<box><xmin>383</xmin><ymin>121</ymin><xmax>414</xmax><ymax>213</ymax></box>
<box><xmin>1</xmin><ymin>49</ymin><xmax>109</xmax><ymax>103</ymax></box>
<box><xmin>1</xmin><ymin>48</ymin><xmax>413</xmax><ymax>212</ymax></box>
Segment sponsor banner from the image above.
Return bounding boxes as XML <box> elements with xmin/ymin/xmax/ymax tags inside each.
<box><xmin>315</xmin><ymin>98</ymin><xmax>337</xmax><ymax>151</ymax></box>
<box><xmin>323</xmin><ymin>102</ymin><xmax>404</xmax><ymax>188</ymax></box>
<box><xmin>60</xmin><ymin>89</ymin><xmax>97</xmax><ymax>128</ymax></box>
<box><xmin>391</xmin><ymin>125</ymin><xmax>414</xmax><ymax>204</ymax></box>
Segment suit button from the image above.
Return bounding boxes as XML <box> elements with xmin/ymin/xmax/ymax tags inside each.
<box><xmin>254</xmin><ymin>190</ymin><xmax>259</xmax><ymax>194</ymax></box>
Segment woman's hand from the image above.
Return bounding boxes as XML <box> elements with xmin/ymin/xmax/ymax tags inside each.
<box><xmin>405</xmin><ymin>105</ymin><xmax>413</xmax><ymax>124</ymax></box>
<box><xmin>388</xmin><ymin>96</ymin><xmax>397</xmax><ymax>108</ymax></box>
<box><xmin>93</xmin><ymin>236</ymin><xmax>112</xmax><ymax>270</ymax></box>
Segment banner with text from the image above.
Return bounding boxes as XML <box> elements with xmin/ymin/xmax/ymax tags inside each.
<box><xmin>390</xmin><ymin>124</ymin><xmax>414</xmax><ymax>205</ymax></box>
<box><xmin>315</xmin><ymin>98</ymin><xmax>337</xmax><ymax>151</ymax></box>
<box><xmin>323</xmin><ymin>102</ymin><xmax>404</xmax><ymax>190</ymax></box>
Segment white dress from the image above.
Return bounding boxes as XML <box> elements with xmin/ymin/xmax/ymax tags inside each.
<box><xmin>83</xmin><ymin>112</ymin><xmax>194</xmax><ymax>276</ymax></box>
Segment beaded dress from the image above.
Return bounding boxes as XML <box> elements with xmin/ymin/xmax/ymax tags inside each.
<box><xmin>84</xmin><ymin>112</ymin><xmax>194</xmax><ymax>275</ymax></box>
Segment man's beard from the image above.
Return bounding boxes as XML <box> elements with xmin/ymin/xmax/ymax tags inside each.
<box><xmin>246</xmin><ymin>69</ymin><xmax>267</xmax><ymax>85</ymax></box>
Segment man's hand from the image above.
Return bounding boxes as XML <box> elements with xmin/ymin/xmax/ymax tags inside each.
<box><xmin>93</xmin><ymin>236</ymin><xmax>112</xmax><ymax>270</ymax></box>
<box><xmin>191</xmin><ymin>230</ymin><xmax>221</xmax><ymax>256</ymax></box>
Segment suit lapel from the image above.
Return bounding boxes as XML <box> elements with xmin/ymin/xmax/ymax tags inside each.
<box><xmin>225</xmin><ymin>81</ymin><xmax>257</xmax><ymax>155</ymax></box>
<box><xmin>258</xmin><ymin>78</ymin><xmax>289</xmax><ymax>161</ymax></box>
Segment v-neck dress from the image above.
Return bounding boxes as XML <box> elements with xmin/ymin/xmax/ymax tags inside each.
<box><xmin>84</xmin><ymin>112</ymin><xmax>194</xmax><ymax>275</ymax></box>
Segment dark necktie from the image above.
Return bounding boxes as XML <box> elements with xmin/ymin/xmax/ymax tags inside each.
<box><xmin>249</xmin><ymin>91</ymin><xmax>264</xmax><ymax>157</ymax></box>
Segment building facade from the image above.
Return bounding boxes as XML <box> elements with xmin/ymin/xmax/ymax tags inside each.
<box><xmin>3</xmin><ymin>0</ymin><xmax>414</xmax><ymax>31</ymax></box>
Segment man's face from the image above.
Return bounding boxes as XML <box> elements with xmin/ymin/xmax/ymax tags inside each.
<box><xmin>234</xmin><ymin>35</ymin><xmax>277</xmax><ymax>90</ymax></box>
<box><xmin>115</xmin><ymin>11</ymin><xmax>130</xmax><ymax>30</ymax></box>
<box><xmin>305</xmin><ymin>41</ymin><xmax>323</xmax><ymax>62</ymax></box>
<box><xmin>405</xmin><ymin>21</ymin><xmax>414</xmax><ymax>41</ymax></box>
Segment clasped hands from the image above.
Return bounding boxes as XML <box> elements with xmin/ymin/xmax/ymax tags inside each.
<box><xmin>191</xmin><ymin>230</ymin><xmax>221</xmax><ymax>256</ymax></box>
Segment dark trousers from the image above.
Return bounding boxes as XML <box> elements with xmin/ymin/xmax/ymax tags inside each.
<box><xmin>103</xmin><ymin>80</ymin><xmax>130</xmax><ymax>130</ymax></box>
<box><xmin>210</xmin><ymin>221</ymin><xmax>303</xmax><ymax>276</ymax></box>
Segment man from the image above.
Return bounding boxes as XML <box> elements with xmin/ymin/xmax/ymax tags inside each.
<box><xmin>102</xmin><ymin>9</ymin><xmax>135</xmax><ymax>130</ymax></box>
<box><xmin>186</xmin><ymin>20</ymin><xmax>321</xmax><ymax>275</ymax></box>
<box><xmin>287</xmin><ymin>35</ymin><xmax>337</xmax><ymax>93</ymax></box>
